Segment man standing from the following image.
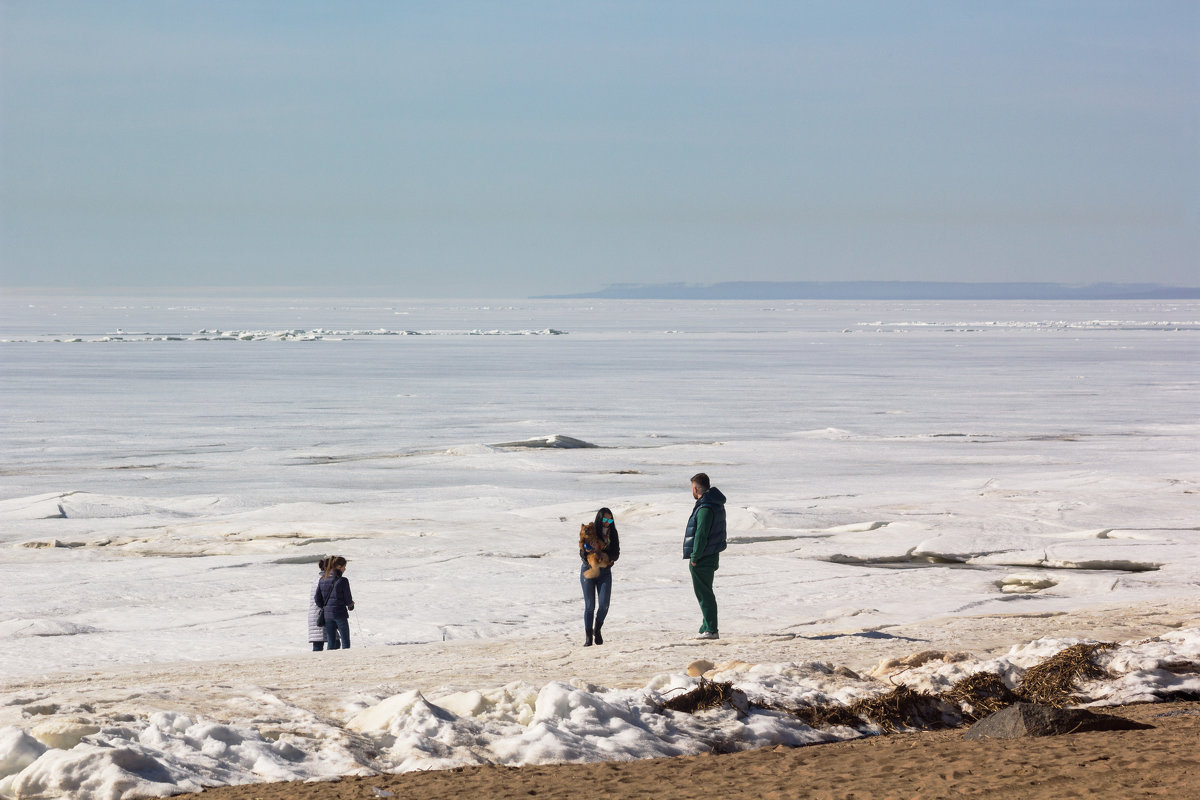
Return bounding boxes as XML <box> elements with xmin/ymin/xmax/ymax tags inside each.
<box><xmin>683</xmin><ymin>472</ymin><xmax>727</xmax><ymax>640</ymax></box>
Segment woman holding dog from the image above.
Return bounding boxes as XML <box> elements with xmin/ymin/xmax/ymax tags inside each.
<box><xmin>580</xmin><ymin>507</ymin><xmax>620</xmax><ymax>647</ymax></box>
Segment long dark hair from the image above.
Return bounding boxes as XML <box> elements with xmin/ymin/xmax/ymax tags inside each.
<box><xmin>594</xmin><ymin>508</ymin><xmax>617</xmax><ymax>543</ymax></box>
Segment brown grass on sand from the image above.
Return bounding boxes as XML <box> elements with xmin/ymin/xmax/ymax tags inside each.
<box><xmin>847</xmin><ymin>684</ymin><xmax>958</xmax><ymax>733</ymax></box>
<box><xmin>1018</xmin><ymin>642</ymin><xmax>1117</xmax><ymax>707</ymax></box>
<box><xmin>944</xmin><ymin>671</ymin><xmax>1023</xmax><ymax>721</ymax></box>
<box><xmin>655</xmin><ymin>641</ymin><xmax>1121</xmax><ymax>734</ymax></box>
<box><xmin>655</xmin><ymin>677</ymin><xmax>743</xmax><ymax>714</ymax></box>
<box><xmin>187</xmin><ymin>701</ymin><xmax>1200</xmax><ymax>800</ymax></box>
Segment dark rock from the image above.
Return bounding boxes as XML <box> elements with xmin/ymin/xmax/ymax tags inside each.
<box><xmin>491</xmin><ymin>435</ymin><xmax>597</xmax><ymax>449</ymax></box>
<box><xmin>963</xmin><ymin>702</ymin><xmax>1153</xmax><ymax>740</ymax></box>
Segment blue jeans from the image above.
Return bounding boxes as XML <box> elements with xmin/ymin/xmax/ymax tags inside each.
<box><xmin>324</xmin><ymin>617</ymin><xmax>351</xmax><ymax>650</ymax></box>
<box><xmin>580</xmin><ymin>564</ymin><xmax>612</xmax><ymax>634</ymax></box>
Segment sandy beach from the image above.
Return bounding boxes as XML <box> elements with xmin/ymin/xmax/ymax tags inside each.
<box><xmin>5</xmin><ymin>599</ymin><xmax>1177</xmax><ymax>800</ymax></box>
<box><xmin>190</xmin><ymin>699</ymin><xmax>1200</xmax><ymax>800</ymax></box>
<box><xmin>179</xmin><ymin>609</ymin><xmax>1200</xmax><ymax>800</ymax></box>
<box><xmin>2</xmin><ymin>578</ymin><xmax>1198</xmax><ymax>799</ymax></box>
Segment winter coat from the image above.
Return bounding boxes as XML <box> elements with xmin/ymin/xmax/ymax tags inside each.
<box><xmin>683</xmin><ymin>487</ymin><xmax>728</xmax><ymax>560</ymax></box>
<box><xmin>315</xmin><ymin>572</ymin><xmax>355</xmax><ymax>620</ymax></box>
<box><xmin>307</xmin><ymin>575</ymin><xmax>325</xmax><ymax>642</ymax></box>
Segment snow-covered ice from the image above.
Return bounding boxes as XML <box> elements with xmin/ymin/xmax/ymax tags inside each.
<box><xmin>0</xmin><ymin>295</ymin><xmax>1197</xmax><ymax>798</ymax></box>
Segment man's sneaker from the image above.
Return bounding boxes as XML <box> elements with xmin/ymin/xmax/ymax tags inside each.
<box><xmin>694</xmin><ymin>632</ymin><xmax>719</xmax><ymax>640</ymax></box>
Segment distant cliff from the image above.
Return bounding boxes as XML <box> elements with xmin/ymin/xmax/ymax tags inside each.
<box><xmin>538</xmin><ymin>282</ymin><xmax>1200</xmax><ymax>300</ymax></box>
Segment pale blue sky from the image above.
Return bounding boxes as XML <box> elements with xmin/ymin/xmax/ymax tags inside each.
<box><xmin>2</xmin><ymin>1</ymin><xmax>1196</xmax><ymax>296</ymax></box>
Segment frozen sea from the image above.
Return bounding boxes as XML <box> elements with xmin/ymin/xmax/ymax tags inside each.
<box><xmin>1</xmin><ymin>293</ymin><xmax>1198</xmax><ymax>798</ymax></box>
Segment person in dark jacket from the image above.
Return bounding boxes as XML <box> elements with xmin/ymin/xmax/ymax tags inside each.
<box><xmin>683</xmin><ymin>473</ymin><xmax>726</xmax><ymax>640</ymax></box>
<box><xmin>308</xmin><ymin>557</ymin><xmax>330</xmax><ymax>651</ymax></box>
<box><xmin>579</xmin><ymin>507</ymin><xmax>620</xmax><ymax>647</ymax></box>
<box><xmin>314</xmin><ymin>555</ymin><xmax>355</xmax><ymax>650</ymax></box>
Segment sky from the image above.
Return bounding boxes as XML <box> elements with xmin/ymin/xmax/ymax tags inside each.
<box><xmin>1</xmin><ymin>1</ymin><xmax>1196</xmax><ymax>297</ymax></box>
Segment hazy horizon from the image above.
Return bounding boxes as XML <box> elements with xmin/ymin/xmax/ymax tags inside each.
<box><xmin>3</xmin><ymin>279</ymin><xmax>1199</xmax><ymax>303</ymax></box>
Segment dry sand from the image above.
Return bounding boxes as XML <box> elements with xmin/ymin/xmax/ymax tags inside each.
<box><xmin>190</xmin><ymin>700</ymin><xmax>1200</xmax><ymax>800</ymax></box>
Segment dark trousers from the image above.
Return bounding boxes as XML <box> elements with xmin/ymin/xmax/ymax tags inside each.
<box><xmin>689</xmin><ymin>555</ymin><xmax>719</xmax><ymax>633</ymax></box>
<box><xmin>580</xmin><ymin>563</ymin><xmax>612</xmax><ymax>633</ymax></box>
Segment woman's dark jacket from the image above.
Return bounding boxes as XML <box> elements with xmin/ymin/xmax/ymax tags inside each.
<box><xmin>579</xmin><ymin>529</ymin><xmax>620</xmax><ymax>567</ymax></box>
<box><xmin>315</xmin><ymin>573</ymin><xmax>354</xmax><ymax>620</ymax></box>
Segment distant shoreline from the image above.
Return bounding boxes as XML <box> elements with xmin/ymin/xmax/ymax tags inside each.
<box><xmin>4</xmin><ymin>282</ymin><xmax>1199</xmax><ymax>301</ymax></box>
<box><xmin>538</xmin><ymin>281</ymin><xmax>1200</xmax><ymax>301</ymax></box>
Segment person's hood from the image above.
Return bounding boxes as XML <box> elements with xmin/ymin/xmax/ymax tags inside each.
<box><xmin>699</xmin><ymin>487</ymin><xmax>726</xmax><ymax>507</ymax></box>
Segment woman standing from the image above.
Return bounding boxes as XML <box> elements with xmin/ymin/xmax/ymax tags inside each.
<box><xmin>580</xmin><ymin>507</ymin><xmax>620</xmax><ymax>646</ymax></box>
<box><xmin>314</xmin><ymin>556</ymin><xmax>355</xmax><ymax>650</ymax></box>
<box><xmin>307</xmin><ymin>557</ymin><xmax>330</xmax><ymax>651</ymax></box>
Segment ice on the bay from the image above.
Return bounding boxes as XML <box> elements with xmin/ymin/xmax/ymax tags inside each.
<box><xmin>996</xmin><ymin>573</ymin><xmax>1059</xmax><ymax>593</ymax></box>
<box><xmin>2</xmin><ymin>327</ymin><xmax>569</xmax><ymax>343</ymax></box>
<box><xmin>1</xmin><ymin>297</ymin><xmax>1196</xmax><ymax>797</ymax></box>
<box><xmin>0</xmin><ymin>620</ymin><xmax>100</xmax><ymax>639</ymax></box>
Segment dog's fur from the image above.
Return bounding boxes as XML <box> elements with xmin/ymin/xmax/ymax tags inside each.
<box><xmin>579</xmin><ymin>522</ymin><xmax>612</xmax><ymax>579</ymax></box>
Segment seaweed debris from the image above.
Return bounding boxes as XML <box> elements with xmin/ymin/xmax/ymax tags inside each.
<box><xmin>761</xmin><ymin>700</ymin><xmax>863</xmax><ymax>730</ymax></box>
<box><xmin>1018</xmin><ymin>642</ymin><xmax>1116</xmax><ymax>708</ymax></box>
<box><xmin>657</xmin><ymin>678</ymin><xmax>744</xmax><ymax>714</ymax></box>
<box><xmin>849</xmin><ymin>685</ymin><xmax>958</xmax><ymax>733</ymax></box>
<box><xmin>658</xmin><ymin>640</ymin><xmax>1123</xmax><ymax>736</ymax></box>
<box><xmin>944</xmin><ymin>672</ymin><xmax>1023</xmax><ymax>721</ymax></box>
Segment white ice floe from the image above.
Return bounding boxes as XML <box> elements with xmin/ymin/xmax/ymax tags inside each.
<box><xmin>0</xmin><ymin>730</ymin><xmax>44</xmax><ymax>778</ymax></box>
<box><xmin>3</xmin><ymin>327</ymin><xmax>569</xmax><ymax>343</ymax></box>
<box><xmin>0</xmin><ymin>710</ymin><xmax>365</xmax><ymax>799</ymax></box>
<box><xmin>860</xmin><ymin>319</ymin><xmax>1200</xmax><ymax>331</ymax></box>
<box><xmin>996</xmin><ymin>573</ymin><xmax>1059</xmax><ymax>593</ymax></box>
<box><xmin>0</xmin><ymin>620</ymin><xmax>100</xmax><ymax>639</ymax></box>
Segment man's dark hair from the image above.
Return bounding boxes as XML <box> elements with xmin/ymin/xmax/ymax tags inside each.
<box><xmin>690</xmin><ymin>472</ymin><xmax>710</xmax><ymax>490</ymax></box>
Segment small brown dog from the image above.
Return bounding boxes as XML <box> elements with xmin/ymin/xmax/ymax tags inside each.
<box><xmin>579</xmin><ymin>522</ymin><xmax>612</xmax><ymax>579</ymax></box>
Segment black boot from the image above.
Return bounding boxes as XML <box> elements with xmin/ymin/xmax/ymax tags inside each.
<box><xmin>594</xmin><ymin>627</ymin><xmax>604</xmax><ymax>645</ymax></box>
<box><xmin>584</xmin><ymin>630</ymin><xmax>593</xmax><ymax>647</ymax></box>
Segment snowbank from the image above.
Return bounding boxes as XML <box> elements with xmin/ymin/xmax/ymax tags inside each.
<box><xmin>2</xmin><ymin>629</ymin><xmax>1198</xmax><ymax>800</ymax></box>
